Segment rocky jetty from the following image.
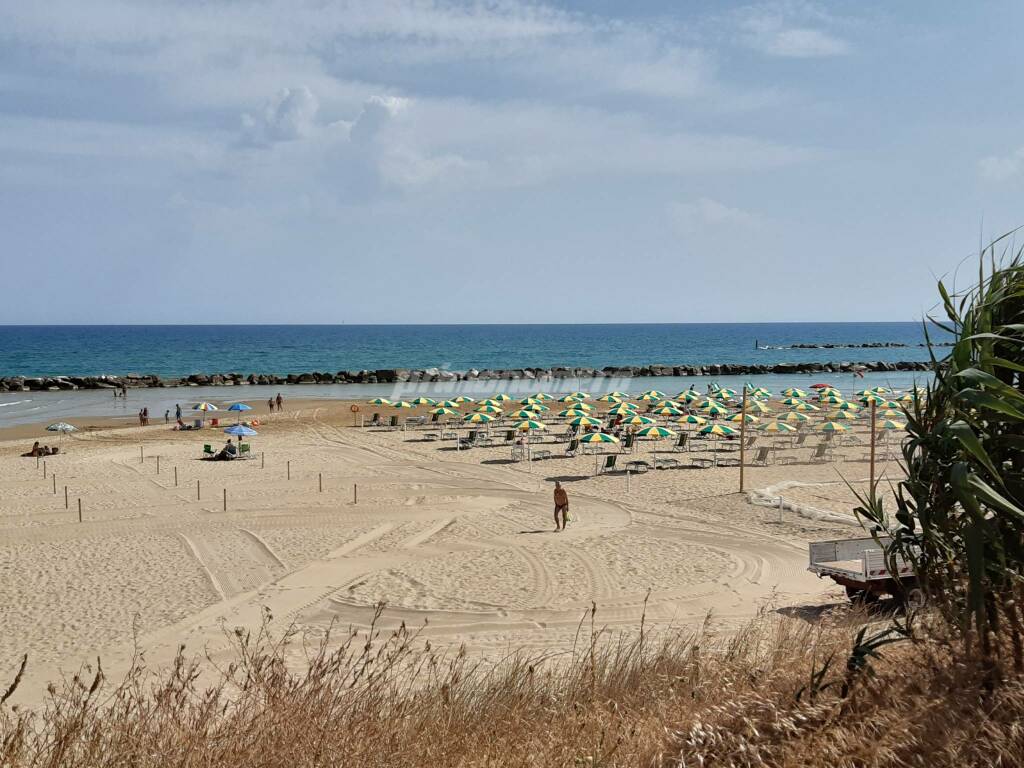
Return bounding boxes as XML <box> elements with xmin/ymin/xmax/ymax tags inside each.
<box><xmin>0</xmin><ymin>359</ymin><xmax>932</xmax><ymax>392</ymax></box>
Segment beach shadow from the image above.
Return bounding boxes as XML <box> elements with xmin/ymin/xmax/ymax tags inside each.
<box><xmin>518</xmin><ymin>529</ymin><xmax>555</xmax><ymax>535</ymax></box>
<box><xmin>481</xmin><ymin>459</ymin><xmax>516</xmax><ymax>466</ymax></box>
<box><xmin>776</xmin><ymin>599</ymin><xmax>898</xmax><ymax>625</ymax></box>
<box><xmin>543</xmin><ymin>474</ymin><xmax>590</xmax><ymax>483</ymax></box>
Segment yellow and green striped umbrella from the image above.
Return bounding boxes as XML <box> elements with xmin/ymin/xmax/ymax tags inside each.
<box><xmin>559</xmin><ymin>408</ymin><xmax>589</xmax><ymax>418</ymax></box>
<box><xmin>597</xmin><ymin>394</ymin><xmax>622</xmax><ymax>403</ymax></box>
<box><xmin>637</xmin><ymin>425</ymin><xmax>676</xmax><ymax>438</ymax></box>
<box><xmin>717</xmin><ymin>388</ymin><xmax>737</xmax><ymax>398</ymax></box>
<box><xmin>367</xmin><ymin>398</ymin><xmax>392</xmax><ymax>406</ymax></box>
<box><xmin>818</xmin><ymin>421</ymin><xmax>849</xmax><ymax>432</ymax></box>
<box><xmin>567</xmin><ymin>401</ymin><xmax>593</xmax><ymax>411</ymax></box>
<box><xmin>836</xmin><ymin>401</ymin><xmax>860</xmax><ymax>411</ymax></box>
<box><xmin>475</xmin><ymin>404</ymin><xmax>503</xmax><ymax>414</ymax></box>
<box><xmin>519</xmin><ymin>396</ymin><xmax>541</xmax><ymax>405</ymax></box>
<box><xmin>880</xmin><ymin>409</ymin><xmax>903</xmax><ymax>418</ymax></box>
<box><xmin>569</xmin><ymin>391</ymin><xmax>590</xmax><ymax>400</ymax></box>
<box><xmin>641</xmin><ymin>389</ymin><xmax>665</xmax><ymax>398</ymax></box>
<box><xmin>680</xmin><ymin>390</ymin><xmax>702</xmax><ymax>402</ymax></box>
<box><xmin>695</xmin><ymin>398</ymin><xmax>720</xmax><ymax>409</ymax></box>
<box><xmin>789</xmin><ymin>402</ymin><xmax>820</xmax><ymax>412</ymax></box>
<box><xmin>704</xmin><ymin>403</ymin><xmax>730</xmax><ymax>416</ymax></box>
<box><xmin>655</xmin><ymin>399</ymin><xmax>681</xmax><ymax>409</ymax></box>
<box><xmin>699</xmin><ymin>424</ymin><xmax>738</xmax><ymax>437</ymax></box>
<box><xmin>744</xmin><ymin>400</ymin><xmax>771</xmax><ymax>414</ymax></box>
<box><xmin>463</xmin><ymin>412</ymin><xmax>494</xmax><ymax>423</ymax></box>
<box><xmin>391</xmin><ymin>401</ymin><xmax>414</xmax><ymax>409</ymax></box>
<box><xmin>509</xmin><ymin>409</ymin><xmax>539</xmax><ymax>420</ymax></box>
<box><xmin>870</xmin><ymin>386</ymin><xmax>890</xmax><ymax>394</ymax></box>
<box><xmin>607</xmin><ymin>404</ymin><xmax>637</xmax><ymax>415</ymax></box>
<box><xmin>534</xmin><ymin>393</ymin><xmax>554</xmax><ymax>401</ymax></box>
<box><xmin>480</xmin><ymin>398</ymin><xmax>503</xmax><ymax>407</ymax></box>
<box><xmin>522</xmin><ymin>402</ymin><xmax>545</xmax><ymax>412</ymax></box>
<box><xmin>783</xmin><ymin>387</ymin><xmax>807</xmax><ymax>398</ymax></box>
<box><xmin>652</xmin><ymin>406</ymin><xmax>683</xmax><ymax>416</ymax></box>
<box><xmin>818</xmin><ymin>394</ymin><xmax>845</xmax><ymax>405</ymax></box>
<box><xmin>453</xmin><ymin>396</ymin><xmax>476</xmax><ymax>404</ymax></box>
<box><xmin>621</xmin><ymin>415</ymin><xmax>656</xmax><ymax>426</ymax></box>
<box><xmin>751</xmin><ymin>387</ymin><xmax>772</xmax><ymax>398</ymax></box>
<box><xmin>493</xmin><ymin>394</ymin><xmax>513</xmax><ymax>402</ymax></box>
<box><xmin>779</xmin><ymin>411</ymin><xmax>810</xmax><ymax>423</ymax></box>
<box><xmin>411</xmin><ymin>397</ymin><xmax>437</xmax><ymax>406</ymax></box>
<box><xmin>560</xmin><ymin>394</ymin><xmax>586</xmax><ymax>403</ymax></box>
<box><xmin>438</xmin><ymin>400</ymin><xmax>460</xmax><ymax>408</ymax></box>
<box><xmin>860</xmin><ymin>394</ymin><xmax>886</xmax><ymax>406</ymax></box>
<box><xmin>760</xmin><ymin>421</ymin><xmax>796</xmax><ymax>433</ymax></box>
<box><xmin>882</xmin><ymin>400</ymin><xmax>901</xmax><ymax>409</ymax></box>
<box><xmin>829</xmin><ymin>409</ymin><xmax>858</xmax><ymax>420</ymax></box>
<box><xmin>729</xmin><ymin>412</ymin><xmax>759</xmax><ymax>424</ymax></box>
<box><xmin>609</xmin><ymin>391</ymin><xmax>630</xmax><ymax>398</ymax></box>
<box><xmin>638</xmin><ymin>393</ymin><xmax>662</xmax><ymax>402</ymax></box>
<box><xmin>678</xmin><ymin>414</ymin><xmax>707</xmax><ymax>426</ymax></box>
<box><xmin>580</xmin><ymin>432</ymin><xmax>619</xmax><ymax>444</ymax></box>
<box><xmin>876</xmin><ymin>419</ymin><xmax>906</xmax><ymax>430</ymax></box>
<box><xmin>781</xmin><ymin>397</ymin><xmax>807</xmax><ymax>406</ymax></box>
<box><xmin>569</xmin><ymin>416</ymin><xmax>602</xmax><ymax>427</ymax></box>
<box><xmin>515</xmin><ymin>419</ymin><xmax>547</xmax><ymax>431</ymax></box>
<box><xmin>430</xmin><ymin>406</ymin><xmax>458</xmax><ymax>416</ymax></box>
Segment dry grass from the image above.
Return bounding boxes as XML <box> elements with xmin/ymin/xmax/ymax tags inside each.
<box><xmin>2</xmin><ymin>603</ymin><xmax>1023</xmax><ymax>767</ymax></box>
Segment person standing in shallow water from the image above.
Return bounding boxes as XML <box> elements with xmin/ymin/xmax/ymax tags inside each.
<box><xmin>553</xmin><ymin>481</ymin><xmax>569</xmax><ymax>532</ymax></box>
<box><xmin>267</xmin><ymin>397</ymin><xmax>275</xmax><ymax>413</ymax></box>
<box><xmin>276</xmin><ymin>393</ymin><xmax>283</xmax><ymax>411</ymax></box>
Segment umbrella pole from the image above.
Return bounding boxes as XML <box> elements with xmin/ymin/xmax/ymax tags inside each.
<box><xmin>739</xmin><ymin>386</ymin><xmax>748</xmax><ymax>493</ymax></box>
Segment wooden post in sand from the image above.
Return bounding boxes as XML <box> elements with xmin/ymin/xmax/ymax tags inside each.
<box><xmin>261</xmin><ymin>452</ymin><xmax>265</xmax><ymax>469</ymax></box>
<box><xmin>64</xmin><ymin>485</ymin><xmax>68</xmax><ymax>509</ymax></box>
<box><xmin>174</xmin><ymin>466</ymin><xmax>178</xmax><ymax>487</ymax></box>
<box><xmin>196</xmin><ymin>479</ymin><xmax>201</xmax><ymax>501</ymax></box>
<box><xmin>287</xmin><ymin>461</ymin><xmax>291</xmax><ymax>481</ymax></box>
<box><xmin>319</xmin><ymin>472</ymin><xmax>323</xmax><ymax>493</ymax></box>
<box><xmin>223</xmin><ymin>488</ymin><xmax>227</xmax><ymax>512</ymax></box>
<box><xmin>52</xmin><ymin>474</ymin><xmax>56</xmax><ymax>494</ymax></box>
<box><xmin>156</xmin><ymin>455</ymin><xmax>160</xmax><ymax>474</ymax></box>
<box><xmin>140</xmin><ymin>445</ymin><xmax>144</xmax><ymax>464</ymax></box>
<box><xmin>353</xmin><ymin>484</ymin><xmax>358</xmax><ymax>504</ymax></box>
<box><xmin>43</xmin><ymin>460</ymin><xmax>47</xmax><ymax>479</ymax></box>
<box><xmin>869</xmin><ymin>401</ymin><xmax>878</xmax><ymax>490</ymax></box>
<box><xmin>77</xmin><ymin>498</ymin><xmax>82</xmax><ymax>523</ymax></box>
<box><xmin>738</xmin><ymin>386</ymin><xmax>748</xmax><ymax>493</ymax></box>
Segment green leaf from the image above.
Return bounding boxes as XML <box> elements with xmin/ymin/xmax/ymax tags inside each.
<box><xmin>948</xmin><ymin>420</ymin><xmax>1004</xmax><ymax>487</ymax></box>
<box><xmin>958</xmin><ymin>389</ymin><xmax>1024</xmax><ymax>421</ymax></box>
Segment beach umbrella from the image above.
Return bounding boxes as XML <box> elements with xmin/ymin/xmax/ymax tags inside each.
<box><xmin>569</xmin><ymin>416</ymin><xmax>602</xmax><ymax>427</ymax></box>
<box><xmin>560</xmin><ymin>394</ymin><xmax>586</xmax><ymax>403</ymax></box>
<box><xmin>493</xmin><ymin>394</ymin><xmax>513</xmax><ymax>402</ymax></box>
<box><xmin>876</xmin><ymin>419</ymin><xmax>907</xmax><ymax>430</ymax></box>
<box><xmin>819</xmin><ymin>421</ymin><xmax>849</xmax><ymax>432</ymax></box>
<box><xmin>744</xmin><ymin>400</ymin><xmax>771</xmax><ymax>414</ymax></box>
<box><xmin>695</xmin><ymin>398</ymin><xmax>720</xmax><ymax>409</ymax></box>
<box><xmin>227</xmin><ymin>402</ymin><xmax>252</xmax><ymax>423</ymax></box>
<box><xmin>533</xmin><ymin>393</ymin><xmax>554</xmax><ymax>401</ymax></box>
<box><xmin>46</xmin><ymin>422</ymin><xmax>77</xmax><ymax>444</ymax></box>
<box><xmin>480</xmin><ymin>398</ymin><xmax>503</xmax><ymax>407</ymax></box>
<box><xmin>655</xmin><ymin>400</ymin><xmax>681</xmax><ymax>409</ymax></box>
<box><xmin>597</xmin><ymin>394</ymin><xmax>622</xmax><ymax>403</ymax></box>
<box><xmin>881</xmin><ymin>409</ymin><xmax>903</xmax><ymax>418</ymax></box>
<box><xmin>882</xmin><ymin>400</ymin><xmax>901</xmax><ymax>409</ymax></box>
<box><xmin>836</xmin><ymin>401</ymin><xmax>860</xmax><ymax>411</ymax></box>
<box><xmin>411</xmin><ymin>397</ymin><xmax>437</xmax><ymax>406</ymax></box>
<box><xmin>519</xmin><ymin>396</ymin><xmax>541</xmax><ymax>405</ymax></box>
<box><xmin>678</xmin><ymin>414</ymin><xmax>707</xmax><ymax>426</ymax></box>
<box><xmin>567</xmin><ymin>401</ymin><xmax>594</xmax><ymax>411</ymax></box>
<box><xmin>579</xmin><ymin>432</ymin><xmax>619</xmax><ymax>444</ymax></box>
<box><xmin>515</xmin><ymin>419</ymin><xmax>547</xmax><ymax>431</ymax></box>
<box><xmin>475</xmin><ymin>404</ymin><xmax>503</xmax><ymax>414</ymax></box>
<box><xmin>860</xmin><ymin>394</ymin><xmax>886</xmax><ymax>406</ymax></box>
<box><xmin>781</xmin><ymin>397</ymin><xmax>807</xmax><ymax>406</ymax></box>
<box><xmin>621</xmin><ymin>415</ymin><xmax>656</xmax><ymax>426</ymax></box>
<box><xmin>782</xmin><ymin>388</ymin><xmax>807</xmax><ymax>398</ymax></box>
<box><xmin>438</xmin><ymin>400</ymin><xmax>460</xmax><ymax>408</ymax></box>
<box><xmin>453</xmin><ymin>396</ymin><xmax>476</xmax><ymax>404</ymax></box>
<box><xmin>717</xmin><ymin>388</ymin><xmax>737</xmax><ymax>399</ymax></box>
<box><xmin>703</xmin><ymin>403</ymin><xmax>730</xmax><ymax>416</ymax></box>
<box><xmin>779</xmin><ymin>411</ymin><xmax>810</xmax><ymax>423</ymax></box>
<box><xmin>607</xmin><ymin>404</ymin><xmax>637</xmax><ymax>415</ymax></box>
<box><xmin>870</xmin><ymin>386</ymin><xmax>890</xmax><ymax>394</ymax></box>
<box><xmin>699</xmin><ymin>424</ymin><xmax>738</xmax><ymax>437</ymax></box>
<box><xmin>509</xmin><ymin>409</ymin><xmax>538</xmax><ymax>420</ymax></box>
<box><xmin>520</xmin><ymin>402</ymin><xmax>544</xmax><ymax>412</ymax></box>
<box><xmin>818</xmin><ymin>394</ymin><xmax>845</xmax><ymax>405</ymax></box>
<box><xmin>569</xmin><ymin>391</ymin><xmax>590</xmax><ymax>400</ymax></box>
<box><xmin>193</xmin><ymin>402</ymin><xmax>218</xmax><ymax>412</ymax></box>
<box><xmin>367</xmin><ymin>397</ymin><xmax>393</xmax><ymax>406</ymax></box>
<box><xmin>789</xmin><ymin>402</ymin><xmax>820</xmax><ymax>412</ymax></box>
<box><xmin>898</xmin><ymin>393</ymin><xmax>916</xmax><ymax>403</ymax></box>
<box><xmin>680</xmin><ymin>390</ymin><xmax>702</xmax><ymax>403</ymax></box>
<box><xmin>559</xmin><ymin>408</ymin><xmax>590</xmax><ymax>418</ymax></box>
<box><xmin>463</xmin><ymin>412</ymin><xmax>494</xmax><ymax>423</ymax></box>
<box><xmin>224</xmin><ymin>424</ymin><xmax>257</xmax><ymax>438</ymax></box>
<box><xmin>810</xmin><ymin>383</ymin><xmax>833</xmax><ymax>390</ymax></box>
<box><xmin>829</xmin><ymin>409</ymin><xmax>858</xmax><ymax>420</ymax></box>
<box><xmin>751</xmin><ymin>387</ymin><xmax>772</xmax><ymax>399</ymax></box>
<box><xmin>391</xmin><ymin>401</ymin><xmax>414</xmax><ymax>409</ymax></box>
<box><xmin>729</xmin><ymin>412</ymin><xmax>759</xmax><ymax>424</ymax></box>
<box><xmin>640</xmin><ymin>390</ymin><xmax>665</xmax><ymax>398</ymax></box>
<box><xmin>652</xmin><ymin>406</ymin><xmax>683</xmax><ymax>416</ymax></box>
<box><xmin>760</xmin><ymin>421</ymin><xmax>796</xmax><ymax>433</ymax></box>
<box><xmin>431</xmin><ymin>407</ymin><xmax>458</xmax><ymax>416</ymax></box>
<box><xmin>637</xmin><ymin>426</ymin><xmax>676</xmax><ymax>438</ymax></box>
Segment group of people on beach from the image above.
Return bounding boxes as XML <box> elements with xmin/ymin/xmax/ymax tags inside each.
<box><xmin>137</xmin><ymin>408</ymin><xmax>150</xmax><ymax>426</ymax></box>
<box><xmin>267</xmin><ymin>393</ymin><xmax>284</xmax><ymax>412</ymax></box>
<box><xmin>22</xmin><ymin>441</ymin><xmax>59</xmax><ymax>458</ymax></box>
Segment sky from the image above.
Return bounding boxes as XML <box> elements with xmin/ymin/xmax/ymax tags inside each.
<box><xmin>2</xmin><ymin>0</ymin><xmax>1023</xmax><ymax>324</ymax></box>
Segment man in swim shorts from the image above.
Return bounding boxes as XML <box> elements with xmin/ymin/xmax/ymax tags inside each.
<box><xmin>553</xmin><ymin>481</ymin><xmax>569</xmax><ymax>532</ymax></box>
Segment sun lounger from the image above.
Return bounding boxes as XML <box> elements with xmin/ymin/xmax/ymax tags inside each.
<box><xmin>565</xmin><ymin>439</ymin><xmax>580</xmax><ymax>457</ymax></box>
<box><xmin>626</xmin><ymin>460</ymin><xmax>649</xmax><ymax>473</ymax></box>
<box><xmin>672</xmin><ymin>433</ymin><xmax>688</xmax><ymax>452</ymax></box>
<box><xmin>598</xmin><ymin>454</ymin><xmax>619</xmax><ymax>474</ymax></box>
<box><xmin>531</xmin><ymin>449</ymin><xmax>551</xmax><ymax>461</ymax></box>
<box><xmin>654</xmin><ymin>457</ymin><xmax>680</xmax><ymax>470</ymax></box>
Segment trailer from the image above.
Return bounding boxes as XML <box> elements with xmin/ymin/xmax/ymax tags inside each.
<box><xmin>808</xmin><ymin>536</ymin><xmax>925</xmax><ymax>609</ymax></box>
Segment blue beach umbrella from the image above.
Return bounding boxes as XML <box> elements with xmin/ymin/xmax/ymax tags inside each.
<box><xmin>224</xmin><ymin>424</ymin><xmax>257</xmax><ymax>438</ymax></box>
<box><xmin>227</xmin><ymin>402</ymin><xmax>252</xmax><ymax>423</ymax></box>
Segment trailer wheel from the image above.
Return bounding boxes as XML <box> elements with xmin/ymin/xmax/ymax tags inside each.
<box><xmin>904</xmin><ymin>587</ymin><xmax>927</xmax><ymax>611</ymax></box>
<box><xmin>845</xmin><ymin>586</ymin><xmax>879</xmax><ymax>605</ymax></box>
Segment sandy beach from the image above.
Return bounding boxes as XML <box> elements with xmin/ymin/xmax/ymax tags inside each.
<box><xmin>0</xmin><ymin>396</ymin><xmax>901</xmax><ymax>707</ymax></box>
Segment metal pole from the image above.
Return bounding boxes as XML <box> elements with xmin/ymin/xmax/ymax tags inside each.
<box><xmin>869</xmin><ymin>401</ymin><xmax>877</xmax><ymax>490</ymax></box>
<box><xmin>43</xmin><ymin>460</ymin><xmax>47</xmax><ymax>479</ymax></box>
<box><xmin>739</xmin><ymin>386</ymin><xmax>748</xmax><ymax>492</ymax></box>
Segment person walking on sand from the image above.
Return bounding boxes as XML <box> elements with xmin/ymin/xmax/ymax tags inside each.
<box><xmin>553</xmin><ymin>481</ymin><xmax>570</xmax><ymax>532</ymax></box>
<box><xmin>164</xmin><ymin>410</ymin><xmax>170</xmax><ymax>424</ymax></box>
<box><xmin>175</xmin><ymin>403</ymin><xmax>182</xmax><ymax>421</ymax></box>
<box><xmin>276</xmin><ymin>392</ymin><xmax>283</xmax><ymax>411</ymax></box>
<box><xmin>267</xmin><ymin>397</ymin><xmax>275</xmax><ymax>413</ymax></box>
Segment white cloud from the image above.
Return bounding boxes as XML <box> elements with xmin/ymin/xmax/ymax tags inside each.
<box><xmin>669</xmin><ymin>198</ymin><xmax>763</xmax><ymax>234</ymax></box>
<box><xmin>980</xmin><ymin>147</ymin><xmax>1024</xmax><ymax>181</ymax></box>
<box><xmin>737</xmin><ymin>3</ymin><xmax>851</xmax><ymax>58</ymax></box>
<box><xmin>242</xmin><ymin>86</ymin><xmax>320</xmax><ymax>144</ymax></box>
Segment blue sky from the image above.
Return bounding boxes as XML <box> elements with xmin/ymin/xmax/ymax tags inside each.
<box><xmin>1</xmin><ymin>1</ymin><xmax>1021</xmax><ymax>324</ymax></box>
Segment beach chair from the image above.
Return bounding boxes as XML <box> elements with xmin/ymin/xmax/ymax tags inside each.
<box><xmin>202</xmin><ymin>444</ymin><xmax>214</xmax><ymax>456</ymax></box>
<box><xmin>598</xmin><ymin>454</ymin><xmax>618</xmax><ymax>474</ymax></box>
<box><xmin>672</xmin><ymin>433</ymin><xmax>688</xmax><ymax>452</ymax></box>
<box><xmin>810</xmin><ymin>443</ymin><xmax>832</xmax><ymax>463</ymax></box>
<box><xmin>388</xmin><ymin>415</ymin><xmax>399</xmax><ymax>430</ymax></box>
<box><xmin>565</xmin><ymin>439</ymin><xmax>580</xmax><ymax>457</ymax></box>
<box><xmin>750</xmin><ymin>446</ymin><xmax>771</xmax><ymax>467</ymax></box>
<box><xmin>503</xmin><ymin>429</ymin><xmax>516</xmax><ymax>444</ymax></box>
<box><xmin>621</xmin><ymin>433</ymin><xmax>636</xmax><ymax>454</ymax></box>
<box><xmin>239</xmin><ymin>443</ymin><xmax>251</xmax><ymax>458</ymax></box>
<box><xmin>743</xmin><ymin>436</ymin><xmax>757</xmax><ymax>448</ymax></box>
<box><xmin>793</xmin><ymin>433</ymin><xmax>809</xmax><ymax>449</ymax></box>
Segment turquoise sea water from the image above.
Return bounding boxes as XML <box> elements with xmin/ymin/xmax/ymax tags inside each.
<box><xmin>0</xmin><ymin>323</ymin><xmax>938</xmax><ymax>378</ymax></box>
<box><xmin>0</xmin><ymin>323</ymin><xmax>942</xmax><ymax>428</ymax></box>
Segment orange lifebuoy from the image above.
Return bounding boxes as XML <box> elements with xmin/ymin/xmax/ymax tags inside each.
<box><xmin>350</xmin><ymin>404</ymin><xmax>360</xmax><ymax>413</ymax></box>
<box><xmin>251</xmin><ymin>419</ymin><xmax>261</xmax><ymax>427</ymax></box>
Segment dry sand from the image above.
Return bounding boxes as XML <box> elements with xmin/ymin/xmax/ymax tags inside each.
<box><xmin>0</xmin><ymin>398</ymin><xmax>900</xmax><ymax>707</ymax></box>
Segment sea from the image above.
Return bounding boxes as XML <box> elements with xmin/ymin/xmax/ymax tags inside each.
<box><xmin>0</xmin><ymin>323</ymin><xmax>944</xmax><ymax>428</ymax></box>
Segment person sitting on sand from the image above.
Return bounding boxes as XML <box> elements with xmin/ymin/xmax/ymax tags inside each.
<box><xmin>22</xmin><ymin>441</ymin><xmax>41</xmax><ymax>457</ymax></box>
<box><xmin>553</xmin><ymin>481</ymin><xmax>569</xmax><ymax>532</ymax></box>
<box><xmin>48</xmin><ymin>445</ymin><xmax>59</xmax><ymax>455</ymax></box>
<box><xmin>214</xmin><ymin>438</ymin><xmax>238</xmax><ymax>461</ymax></box>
